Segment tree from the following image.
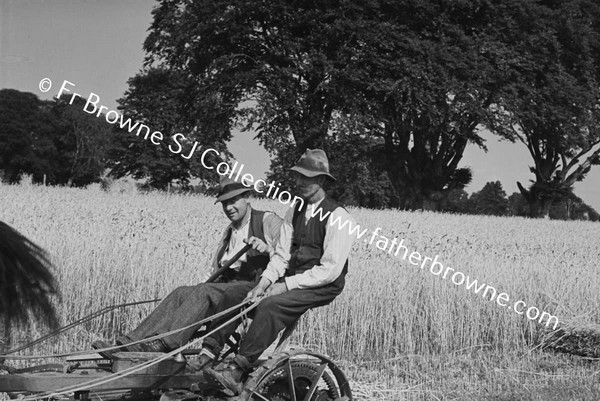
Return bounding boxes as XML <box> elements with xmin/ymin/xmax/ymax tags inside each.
<box><xmin>438</xmin><ymin>189</ymin><xmax>471</xmax><ymax>214</ymax></box>
<box><xmin>345</xmin><ymin>1</ymin><xmax>508</xmax><ymax>210</ymax></box>
<box><xmin>488</xmin><ymin>0</ymin><xmax>600</xmax><ymax>217</ymax></box>
<box><xmin>508</xmin><ymin>192</ymin><xmax>529</xmax><ymax>217</ymax></box>
<box><xmin>507</xmin><ymin>190</ymin><xmax>599</xmax><ymax>220</ymax></box>
<box><xmin>470</xmin><ymin>181</ymin><xmax>509</xmax><ymax>216</ymax></box>
<box><xmin>49</xmin><ymin>97</ymin><xmax>113</xmax><ymax>186</ymax></box>
<box><xmin>143</xmin><ymin>0</ymin><xmax>373</xmax><ymax>197</ymax></box>
<box><xmin>0</xmin><ymin>89</ymin><xmax>112</xmax><ymax>186</ymax></box>
<box><xmin>141</xmin><ymin>0</ymin><xmax>514</xmax><ymax>208</ymax></box>
<box><xmin>107</xmin><ymin>68</ymin><xmax>230</xmax><ymax>190</ymax></box>
<box><xmin>0</xmin><ymin>89</ymin><xmax>53</xmax><ymax>183</ymax></box>
<box><xmin>549</xmin><ymin>193</ymin><xmax>600</xmax><ymax>221</ymax></box>
<box><xmin>264</xmin><ymin>128</ymin><xmax>401</xmax><ymax>207</ymax></box>
<box><xmin>321</xmin><ymin>134</ymin><xmax>401</xmax><ymax>208</ymax></box>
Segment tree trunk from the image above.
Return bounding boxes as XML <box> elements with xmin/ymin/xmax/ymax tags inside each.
<box><xmin>528</xmin><ymin>197</ymin><xmax>552</xmax><ymax>218</ymax></box>
<box><xmin>566</xmin><ymin>198</ymin><xmax>573</xmax><ymax>220</ymax></box>
<box><xmin>0</xmin><ymin>317</ymin><xmax>9</xmax><ymax>364</ymax></box>
<box><xmin>393</xmin><ymin>181</ymin><xmax>425</xmax><ymax>210</ymax></box>
<box><xmin>386</xmin><ymin>170</ymin><xmax>444</xmax><ymax>211</ymax></box>
<box><xmin>542</xmin><ymin>201</ymin><xmax>551</xmax><ymax>219</ymax></box>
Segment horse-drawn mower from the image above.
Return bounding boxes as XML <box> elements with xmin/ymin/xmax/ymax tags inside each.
<box><xmin>0</xmin><ymin>235</ymin><xmax>352</xmax><ymax>401</ymax></box>
<box><xmin>0</xmin><ymin>298</ymin><xmax>353</xmax><ymax>401</ymax></box>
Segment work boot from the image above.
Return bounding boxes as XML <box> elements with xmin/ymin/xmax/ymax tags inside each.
<box><xmin>205</xmin><ymin>362</ymin><xmax>244</xmax><ymax>396</ymax></box>
<box><xmin>143</xmin><ymin>339</ymin><xmax>170</xmax><ymax>353</ymax></box>
<box><xmin>91</xmin><ymin>340</ymin><xmax>119</xmax><ymax>360</ymax></box>
<box><xmin>115</xmin><ymin>335</ymin><xmax>133</xmax><ymax>347</ymax></box>
<box><xmin>125</xmin><ymin>338</ymin><xmax>170</xmax><ymax>353</ymax></box>
<box><xmin>187</xmin><ymin>348</ymin><xmax>217</xmax><ymax>373</ymax></box>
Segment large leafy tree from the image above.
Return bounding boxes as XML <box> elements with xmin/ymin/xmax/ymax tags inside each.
<box><xmin>51</xmin><ymin>97</ymin><xmax>113</xmax><ymax>186</ymax></box>
<box><xmin>0</xmin><ymin>89</ymin><xmax>112</xmax><ymax>186</ymax></box>
<box><xmin>470</xmin><ymin>181</ymin><xmax>509</xmax><ymax>216</ymax></box>
<box><xmin>142</xmin><ymin>0</ymin><xmax>512</xmax><ymax>208</ymax></box>
<box><xmin>489</xmin><ymin>0</ymin><xmax>600</xmax><ymax>217</ymax></box>
<box><xmin>549</xmin><ymin>193</ymin><xmax>600</xmax><ymax>221</ymax></box>
<box><xmin>145</xmin><ymin>0</ymin><xmax>362</xmax><ymax>146</ymax></box>
<box><xmin>345</xmin><ymin>0</ymin><xmax>511</xmax><ymax>210</ymax></box>
<box><xmin>508</xmin><ymin>192</ymin><xmax>529</xmax><ymax>217</ymax></box>
<box><xmin>108</xmin><ymin>68</ymin><xmax>230</xmax><ymax>189</ymax></box>
<box><xmin>143</xmin><ymin>0</ymin><xmax>374</xmax><ymax>199</ymax></box>
<box><xmin>0</xmin><ymin>89</ymin><xmax>54</xmax><ymax>183</ymax></box>
<box><xmin>438</xmin><ymin>189</ymin><xmax>471</xmax><ymax>214</ymax></box>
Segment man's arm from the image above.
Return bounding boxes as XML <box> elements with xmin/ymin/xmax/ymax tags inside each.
<box><xmin>244</xmin><ymin>206</ymin><xmax>294</xmax><ymax>302</ymax></box>
<box><xmin>261</xmin><ymin>206</ymin><xmax>293</xmax><ymax>284</ymax></box>
<box><xmin>261</xmin><ymin>211</ymin><xmax>283</xmax><ymax>256</ymax></box>
<box><xmin>284</xmin><ymin>207</ymin><xmax>355</xmax><ymax>290</ymax></box>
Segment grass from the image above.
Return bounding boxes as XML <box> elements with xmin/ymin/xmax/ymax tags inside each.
<box><xmin>1</xmin><ymin>180</ymin><xmax>600</xmax><ymax>400</ymax></box>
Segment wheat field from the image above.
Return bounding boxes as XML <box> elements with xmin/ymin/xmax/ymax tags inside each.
<box><xmin>2</xmin><ymin>180</ymin><xmax>600</xmax><ymax>400</ymax></box>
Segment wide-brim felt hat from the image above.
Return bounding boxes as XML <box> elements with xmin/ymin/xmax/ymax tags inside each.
<box><xmin>215</xmin><ymin>176</ymin><xmax>254</xmax><ymax>204</ymax></box>
<box><xmin>290</xmin><ymin>148</ymin><xmax>336</xmax><ymax>181</ymax></box>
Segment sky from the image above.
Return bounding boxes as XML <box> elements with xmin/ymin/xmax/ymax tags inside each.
<box><xmin>1</xmin><ymin>0</ymin><xmax>599</xmax><ymax>211</ymax></box>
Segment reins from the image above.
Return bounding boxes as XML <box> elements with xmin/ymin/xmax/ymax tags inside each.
<box><xmin>18</xmin><ymin>298</ymin><xmax>262</xmax><ymax>401</ymax></box>
<box><xmin>1</xmin><ymin>299</ymin><xmax>161</xmax><ymax>356</ymax></box>
<box><xmin>0</xmin><ymin>298</ymin><xmax>253</xmax><ymax>360</ymax></box>
<box><xmin>2</xmin><ymin>243</ymin><xmax>254</xmax><ymax>359</ymax></box>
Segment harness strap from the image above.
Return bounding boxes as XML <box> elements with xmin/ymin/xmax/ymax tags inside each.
<box><xmin>19</xmin><ymin>298</ymin><xmax>262</xmax><ymax>401</ymax></box>
<box><xmin>1</xmin><ymin>299</ymin><xmax>161</xmax><ymax>356</ymax></box>
<box><xmin>0</xmin><ymin>299</ymin><xmax>250</xmax><ymax>360</ymax></box>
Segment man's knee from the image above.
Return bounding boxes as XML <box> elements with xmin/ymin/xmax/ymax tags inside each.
<box><xmin>167</xmin><ymin>285</ymin><xmax>192</xmax><ymax>298</ymax></box>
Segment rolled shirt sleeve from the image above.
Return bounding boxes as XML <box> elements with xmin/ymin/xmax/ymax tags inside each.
<box><xmin>284</xmin><ymin>207</ymin><xmax>355</xmax><ymax>290</ymax></box>
<box><xmin>261</xmin><ymin>211</ymin><xmax>283</xmax><ymax>257</ymax></box>
<box><xmin>261</xmin><ymin>207</ymin><xmax>294</xmax><ymax>284</ymax></box>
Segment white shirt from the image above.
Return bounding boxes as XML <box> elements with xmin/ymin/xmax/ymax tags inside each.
<box><xmin>219</xmin><ymin>216</ymin><xmax>251</xmax><ymax>270</ymax></box>
<box><xmin>262</xmin><ymin>197</ymin><xmax>355</xmax><ymax>289</ymax></box>
<box><xmin>213</xmin><ymin>206</ymin><xmax>282</xmax><ymax>273</ymax></box>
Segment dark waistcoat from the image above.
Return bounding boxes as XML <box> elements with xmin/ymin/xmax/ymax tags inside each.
<box><xmin>217</xmin><ymin>208</ymin><xmax>270</xmax><ymax>282</ymax></box>
<box><xmin>288</xmin><ymin>197</ymin><xmax>349</xmax><ymax>278</ymax></box>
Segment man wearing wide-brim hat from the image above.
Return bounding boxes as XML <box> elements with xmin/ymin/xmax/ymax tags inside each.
<box><xmin>92</xmin><ymin>176</ymin><xmax>282</xmax><ymax>364</ymax></box>
<box><xmin>202</xmin><ymin>149</ymin><xmax>356</xmax><ymax>395</ymax></box>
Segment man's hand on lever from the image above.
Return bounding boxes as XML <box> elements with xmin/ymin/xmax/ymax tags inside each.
<box><xmin>244</xmin><ymin>236</ymin><xmax>271</xmax><ymax>254</ymax></box>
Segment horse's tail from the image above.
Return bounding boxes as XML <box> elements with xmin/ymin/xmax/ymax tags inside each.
<box><xmin>0</xmin><ymin>221</ymin><xmax>59</xmax><ymax>330</ymax></box>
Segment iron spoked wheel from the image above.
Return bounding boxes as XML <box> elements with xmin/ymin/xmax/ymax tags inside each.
<box><xmin>249</xmin><ymin>360</ymin><xmax>339</xmax><ymax>401</ymax></box>
<box><xmin>240</xmin><ymin>349</ymin><xmax>352</xmax><ymax>401</ymax></box>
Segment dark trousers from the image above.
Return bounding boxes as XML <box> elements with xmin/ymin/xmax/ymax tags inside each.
<box><xmin>203</xmin><ymin>275</ymin><xmax>345</xmax><ymax>368</ymax></box>
<box><xmin>127</xmin><ymin>282</ymin><xmax>240</xmax><ymax>349</ymax></box>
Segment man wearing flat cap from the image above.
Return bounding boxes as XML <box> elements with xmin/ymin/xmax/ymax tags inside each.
<box><xmin>201</xmin><ymin>149</ymin><xmax>356</xmax><ymax>395</ymax></box>
<box><xmin>91</xmin><ymin>176</ymin><xmax>282</xmax><ymax>363</ymax></box>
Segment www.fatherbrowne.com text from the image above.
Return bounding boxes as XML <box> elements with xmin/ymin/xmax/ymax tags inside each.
<box><xmin>307</xmin><ymin>203</ymin><xmax>560</xmax><ymax>330</ymax></box>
